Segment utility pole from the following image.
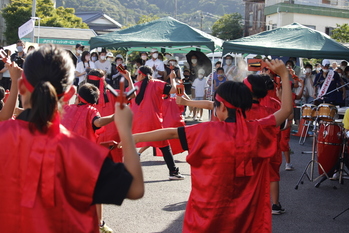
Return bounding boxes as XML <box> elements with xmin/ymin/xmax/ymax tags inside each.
<box><xmin>200</xmin><ymin>11</ymin><xmax>203</xmax><ymax>31</ymax></box>
<box><xmin>174</xmin><ymin>0</ymin><xmax>177</xmax><ymax>19</ymax></box>
<box><xmin>30</xmin><ymin>0</ymin><xmax>36</xmax><ymax>42</ymax></box>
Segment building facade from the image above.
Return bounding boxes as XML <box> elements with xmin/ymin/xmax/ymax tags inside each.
<box><xmin>265</xmin><ymin>0</ymin><xmax>349</xmax><ymax>35</ymax></box>
<box><xmin>244</xmin><ymin>0</ymin><xmax>267</xmax><ymax>36</ymax></box>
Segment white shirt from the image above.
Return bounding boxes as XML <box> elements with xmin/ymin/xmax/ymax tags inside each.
<box><xmin>145</xmin><ymin>59</ymin><xmax>165</xmax><ymax>79</ymax></box>
<box><xmin>75</xmin><ymin>61</ymin><xmax>96</xmax><ymax>85</ymax></box>
<box><xmin>95</xmin><ymin>60</ymin><xmax>111</xmax><ymax>75</ymax></box>
<box><xmin>192</xmin><ymin>77</ymin><xmax>208</xmax><ymax>98</ymax></box>
<box><xmin>223</xmin><ymin>64</ymin><xmax>236</xmax><ymax>81</ymax></box>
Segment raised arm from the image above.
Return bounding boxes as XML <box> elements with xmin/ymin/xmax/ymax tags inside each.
<box><xmin>114</xmin><ymin>103</ymin><xmax>144</xmax><ymax>199</ymax></box>
<box><xmin>0</xmin><ymin>62</ymin><xmax>21</xmax><ymax>121</ymax></box>
<box><xmin>265</xmin><ymin>59</ymin><xmax>293</xmax><ymax>127</ymax></box>
<box><xmin>168</xmin><ymin>70</ymin><xmax>177</xmax><ymax>94</ymax></box>
<box><xmin>176</xmin><ymin>96</ymin><xmax>214</xmax><ymax>110</ymax></box>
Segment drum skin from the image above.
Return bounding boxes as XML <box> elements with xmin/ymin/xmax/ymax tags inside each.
<box><xmin>317</xmin><ymin>123</ymin><xmax>343</xmax><ymax>175</ymax></box>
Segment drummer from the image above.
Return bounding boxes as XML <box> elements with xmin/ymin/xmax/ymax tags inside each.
<box><xmin>313</xmin><ymin>59</ymin><xmax>345</xmax><ymax>106</ymax></box>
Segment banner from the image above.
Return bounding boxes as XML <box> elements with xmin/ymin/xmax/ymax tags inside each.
<box><xmin>18</xmin><ymin>19</ymin><xmax>34</xmax><ymax>39</ymax></box>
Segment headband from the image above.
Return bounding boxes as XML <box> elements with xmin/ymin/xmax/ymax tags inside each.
<box><xmin>138</xmin><ymin>69</ymin><xmax>147</xmax><ymax>76</ymax></box>
<box><xmin>22</xmin><ymin>72</ymin><xmax>65</xmax><ymax>97</ymax></box>
<box><xmin>243</xmin><ymin>78</ymin><xmax>253</xmax><ymax>92</ymax></box>
<box><xmin>77</xmin><ymin>94</ymin><xmax>90</xmax><ymax>105</ymax></box>
<box><xmin>215</xmin><ymin>94</ymin><xmax>236</xmax><ymax>109</ymax></box>
<box><xmin>88</xmin><ymin>75</ymin><xmax>106</xmax><ymax>106</ymax></box>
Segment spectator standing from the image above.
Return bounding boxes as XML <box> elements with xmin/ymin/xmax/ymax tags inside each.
<box><xmin>95</xmin><ymin>50</ymin><xmax>112</xmax><ymax>78</ymax></box>
<box><xmin>0</xmin><ymin>49</ymin><xmax>12</xmax><ymax>90</ymax></box>
<box><xmin>74</xmin><ymin>43</ymin><xmax>84</xmax><ymax>63</ymax></box>
<box><xmin>110</xmin><ymin>54</ymin><xmax>129</xmax><ymax>90</ymax></box>
<box><xmin>145</xmin><ymin>48</ymin><xmax>165</xmax><ymax>79</ymax></box>
<box><xmin>223</xmin><ymin>54</ymin><xmax>236</xmax><ymax>81</ymax></box>
<box><xmin>191</xmin><ymin>68</ymin><xmax>208</xmax><ymax>121</ymax></box>
<box><xmin>301</xmin><ymin>64</ymin><xmax>316</xmax><ymax>103</ymax></box>
<box><xmin>10</xmin><ymin>40</ymin><xmax>26</xmax><ymax>69</ymax></box>
<box><xmin>75</xmin><ymin>51</ymin><xmax>96</xmax><ymax>86</ymax></box>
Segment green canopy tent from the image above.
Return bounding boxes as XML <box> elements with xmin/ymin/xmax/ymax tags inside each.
<box><xmin>89</xmin><ymin>16</ymin><xmax>223</xmax><ymax>54</ymax></box>
<box><xmin>222</xmin><ymin>23</ymin><xmax>349</xmax><ymax>60</ymax></box>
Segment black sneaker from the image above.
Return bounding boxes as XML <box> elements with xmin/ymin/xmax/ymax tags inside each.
<box><xmin>169</xmin><ymin>167</ymin><xmax>185</xmax><ymax>180</ymax></box>
<box><xmin>272</xmin><ymin>203</ymin><xmax>286</xmax><ymax>215</ymax></box>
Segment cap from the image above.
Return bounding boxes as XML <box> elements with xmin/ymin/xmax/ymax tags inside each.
<box><xmin>168</xmin><ymin>56</ymin><xmax>177</xmax><ymax>61</ymax></box>
<box><xmin>322</xmin><ymin>59</ymin><xmax>330</xmax><ymax>66</ymax></box>
<box><xmin>76</xmin><ymin>43</ymin><xmax>84</xmax><ymax>49</ymax></box>
<box><xmin>115</xmin><ymin>54</ymin><xmax>123</xmax><ymax>60</ymax></box>
<box><xmin>150</xmin><ymin>48</ymin><xmax>158</xmax><ymax>53</ymax></box>
<box><xmin>198</xmin><ymin>68</ymin><xmax>205</xmax><ymax>75</ymax></box>
<box><xmin>106</xmin><ymin>52</ymin><xmax>114</xmax><ymax>58</ymax></box>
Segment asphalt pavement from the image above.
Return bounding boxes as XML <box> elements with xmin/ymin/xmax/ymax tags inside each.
<box><xmin>103</xmin><ymin>110</ymin><xmax>349</xmax><ymax>233</ymax></box>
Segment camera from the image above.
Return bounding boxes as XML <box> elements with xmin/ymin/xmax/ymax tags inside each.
<box><xmin>14</xmin><ymin>57</ymin><xmax>24</xmax><ymax>68</ymax></box>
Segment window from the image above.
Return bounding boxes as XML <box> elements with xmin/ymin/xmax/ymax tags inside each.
<box><xmin>249</xmin><ymin>13</ymin><xmax>253</xmax><ymax>27</ymax></box>
<box><xmin>325</xmin><ymin>27</ymin><xmax>335</xmax><ymax>36</ymax></box>
<box><xmin>303</xmin><ymin>25</ymin><xmax>316</xmax><ymax>30</ymax></box>
<box><xmin>257</xmin><ymin>10</ymin><xmax>261</xmax><ymax>28</ymax></box>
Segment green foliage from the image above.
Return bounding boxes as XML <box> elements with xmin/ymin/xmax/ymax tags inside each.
<box><xmin>211</xmin><ymin>13</ymin><xmax>243</xmax><ymax>40</ymax></box>
<box><xmin>1</xmin><ymin>0</ymin><xmax>88</xmax><ymax>44</ymax></box>
<box><xmin>331</xmin><ymin>23</ymin><xmax>349</xmax><ymax>43</ymax></box>
<box><xmin>137</xmin><ymin>14</ymin><xmax>160</xmax><ymax>24</ymax></box>
<box><xmin>56</xmin><ymin>0</ymin><xmax>244</xmax><ymax>33</ymax></box>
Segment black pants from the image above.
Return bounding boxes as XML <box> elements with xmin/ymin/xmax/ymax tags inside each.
<box><xmin>158</xmin><ymin>146</ymin><xmax>176</xmax><ymax>173</ymax></box>
<box><xmin>0</xmin><ymin>77</ymin><xmax>11</xmax><ymax>90</ymax></box>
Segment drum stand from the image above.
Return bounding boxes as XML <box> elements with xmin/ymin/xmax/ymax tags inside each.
<box><xmin>295</xmin><ymin>119</ymin><xmax>335</xmax><ymax>190</ymax></box>
<box><xmin>299</xmin><ymin>119</ymin><xmax>313</xmax><ymax>145</ymax></box>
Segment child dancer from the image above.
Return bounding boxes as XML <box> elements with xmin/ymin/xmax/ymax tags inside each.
<box><xmin>131</xmin><ymin>66</ymin><xmax>184</xmax><ymax>180</ymax></box>
<box><xmin>130</xmin><ymin>59</ymin><xmax>292</xmax><ymax>232</ymax></box>
<box><xmin>61</xmin><ymin>83</ymin><xmax>116</xmax><ymax>232</ymax></box>
<box><xmin>0</xmin><ymin>44</ymin><xmax>144</xmax><ymax>232</ymax></box>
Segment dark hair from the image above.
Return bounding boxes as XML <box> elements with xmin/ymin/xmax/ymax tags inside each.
<box><xmin>213</xmin><ymin>81</ymin><xmax>252</xmax><ymax>119</ymax></box>
<box><xmin>345</xmin><ymin>66</ymin><xmax>349</xmax><ymax>73</ymax></box>
<box><xmin>91</xmin><ymin>52</ymin><xmax>98</xmax><ymax>58</ymax></box>
<box><xmin>81</xmin><ymin>51</ymin><xmax>90</xmax><ymax>63</ymax></box>
<box><xmin>216</xmin><ymin>67</ymin><xmax>224</xmax><ymax>72</ymax></box>
<box><xmin>261</xmin><ymin>75</ymin><xmax>274</xmax><ymax>91</ymax></box>
<box><xmin>0</xmin><ymin>86</ymin><xmax>5</xmax><ymax>110</ymax></box>
<box><xmin>86</xmin><ymin>69</ymin><xmax>109</xmax><ymax>103</ymax></box>
<box><xmin>23</xmin><ymin>44</ymin><xmax>74</xmax><ymax>133</ymax></box>
<box><xmin>135</xmin><ymin>58</ymin><xmax>142</xmax><ymax>64</ymax></box>
<box><xmin>135</xmin><ymin>66</ymin><xmax>153</xmax><ymax>105</ymax></box>
<box><xmin>215</xmin><ymin>61</ymin><xmax>222</xmax><ymax>65</ymax></box>
<box><xmin>247</xmin><ymin>74</ymin><xmax>268</xmax><ymax>99</ymax></box>
<box><xmin>78</xmin><ymin>83</ymin><xmax>100</xmax><ymax>104</ymax></box>
<box><xmin>286</xmin><ymin>60</ymin><xmax>294</xmax><ymax>67</ymax></box>
<box><xmin>304</xmin><ymin>63</ymin><xmax>313</xmax><ymax>69</ymax></box>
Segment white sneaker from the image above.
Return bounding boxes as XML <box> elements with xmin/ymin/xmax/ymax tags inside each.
<box><xmin>331</xmin><ymin>172</ymin><xmax>339</xmax><ymax>180</ymax></box>
<box><xmin>169</xmin><ymin>168</ymin><xmax>185</xmax><ymax>180</ymax></box>
<box><xmin>285</xmin><ymin>163</ymin><xmax>294</xmax><ymax>171</ymax></box>
<box><xmin>100</xmin><ymin>221</ymin><xmax>113</xmax><ymax>233</ymax></box>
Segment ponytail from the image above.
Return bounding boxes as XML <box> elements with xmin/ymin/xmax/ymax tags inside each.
<box><xmin>135</xmin><ymin>66</ymin><xmax>153</xmax><ymax>105</ymax></box>
<box><xmin>28</xmin><ymin>81</ymin><xmax>58</xmax><ymax>133</ymax></box>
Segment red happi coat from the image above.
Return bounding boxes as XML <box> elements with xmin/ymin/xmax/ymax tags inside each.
<box><xmin>0</xmin><ymin>116</ymin><xmax>109</xmax><ymax>233</ymax></box>
<box><xmin>95</xmin><ymin>90</ymin><xmax>123</xmax><ymax>162</ymax></box>
<box><xmin>182</xmin><ymin>114</ymin><xmax>277</xmax><ymax>233</ymax></box>
<box><xmin>162</xmin><ymin>96</ymin><xmax>185</xmax><ymax>155</ymax></box>
<box><xmin>131</xmin><ymin>79</ymin><xmax>169</xmax><ymax>148</ymax></box>
<box><xmin>61</xmin><ymin>104</ymin><xmax>100</xmax><ymax>142</ymax></box>
<box><xmin>246</xmin><ymin>98</ymin><xmax>282</xmax><ymax>182</ymax></box>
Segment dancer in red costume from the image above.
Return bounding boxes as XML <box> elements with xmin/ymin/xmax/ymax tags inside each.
<box><xmin>130</xmin><ymin>59</ymin><xmax>292</xmax><ymax>232</ymax></box>
<box><xmin>131</xmin><ymin>66</ymin><xmax>184</xmax><ymax>180</ymax></box>
<box><xmin>61</xmin><ymin>83</ymin><xmax>116</xmax><ymax>232</ymax></box>
<box><xmin>0</xmin><ymin>44</ymin><xmax>144</xmax><ymax>233</ymax></box>
<box><xmin>244</xmin><ymin>74</ymin><xmax>288</xmax><ymax>215</ymax></box>
<box><xmin>86</xmin><ymin>69</ymin><xmax>134</xmax><ymax>163</ymax></box>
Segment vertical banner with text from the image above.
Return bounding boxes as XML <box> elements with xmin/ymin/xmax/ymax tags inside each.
<box><xmin>18</xmin><ymin>19</ymin><xmax>35</xmax><ymax>39</ymax></box>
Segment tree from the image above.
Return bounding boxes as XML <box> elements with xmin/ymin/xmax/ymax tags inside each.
<box><xmin>137</xmin><ymin>14</ymin><xmax>160</xmax><ymax>24</ymax></box>
<box><xmin>211</xmin><ymin>13</ymin><xmax>243</xmax><ymax>40</ymax></box>
<box><xmin>331</xmin><ymin>23</ymin><xmax>349</xmax><ymax>43</ymax></box>
<box><xmin>1</xmin><ymin>0</ymin><xmax>88</xmax><ymax>44</ymax></box>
